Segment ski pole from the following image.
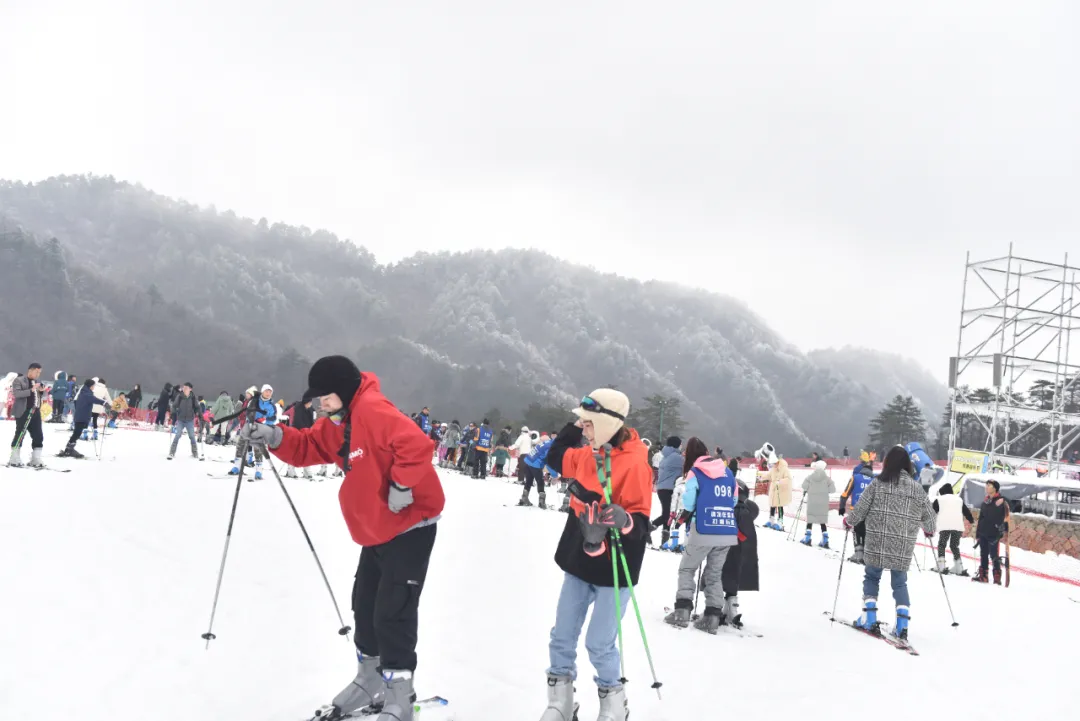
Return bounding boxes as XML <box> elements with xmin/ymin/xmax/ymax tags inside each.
<box><xmin>911</xmin><ymin>546</ymin><xmax>922</xmax><ymax>573</ymax></box>
<box><xmin>262</xmin><ymin>448</ymin><xmax>352</xmax><ymax>640</ymax></box>
<box><xmin>202</xmin><ymin>439</ymin><xmax>249</xmax><ymax>648</ymax></box>
<box><xmin>787</xmin><ymin>493</ymin><xmax>806</xmax><ymax>542</ymax></box>
<box><xmin>596</xmin><ymin>448</ymin><xmax>663</xmax><ymax>699</ymax></box>
<box><xmin>830</xmin><ymin>528</ymin><xmax>850</xmax><ymax>621</ymax></box>
<box><xmin>937</xmin><ymin>564</ymin><xmax>960</xmax><ymax>627</ymax></box>
<box><xmin>7</xmin><ymin>409</ymin><xmax>34</xmax><ymax>464</ymax></box>
<box><xmin>693</xmin><ymin>565</ymin><xmax>704</xmax><ymax>619</ymax></box>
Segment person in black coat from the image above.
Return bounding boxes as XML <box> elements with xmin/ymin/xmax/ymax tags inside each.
<box><xmin>128</xmin><ymin>384</ymin><xmax>143</xmax><ymax>410</ymax></box>
<box><xmin>720</xmin><ymin>464</ymin><xmax>759</xmax><ymax>629</ymax></box>
<box><xmin>155</xmin><ymin>383</ymin><xmax>172</xmax><ymax>427</ymax></box>
<box><xmin>973</xmin><ymin>479</ymin><xmax>1010</xmax><ymax>585</ymax></box>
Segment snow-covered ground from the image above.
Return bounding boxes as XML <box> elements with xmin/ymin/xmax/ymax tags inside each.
<box><xmin>1</xmin><ymin>427</ymin><xmax>1076</xmax><ymax>721</ymax></box>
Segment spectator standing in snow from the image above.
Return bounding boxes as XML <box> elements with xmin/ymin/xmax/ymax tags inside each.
<box><xmin>472</xmin><ymin>419</ymin><xmax>494</xmax><ymax>478</ymax></box>
<box><xmin>415</xmin><ymin>406</ymin><xmax>433</xmax><ymax>437</ymax></box>
<box><xmin>540</xmin><ymin>389</ymin><xmax>650</xmax><ymax>721</ymax></box>
<box><xmin>933</xmin><ymin>483</ymin><xmax>973</xmax><ymax>576</ymax></box>
<box><xmin>128</xmin><ymin>383</ymin><xmax>143</xmax><ymax>410</ymax></box>
<box><xmin>440</xmin><ymin>420</ymin><xmax>461</xmax><ymax>467</ymax></box>
<box><xmin>155</xmin><ymin>383</ymin><xmax>172</xmax><ymax>429</ymax></box>
<box><xmin>652</xmin><ymin>436</ymin><xmax>683</xmax><ymax>546</ymax></box>
<box><xmin>973</xmin><ymin>480</ymin><xmax>1010</xmax><ymax>585</ymax></box>
<box><xmin>663</xmin><ymin>446</ymin><xmax>739</xmax><ymax>633</ymax></box>
<box><xmin>210</xmin><ymin>391</ymin><xmax>233</xmax><ymax>445</ymax></box>
<box><xmin>843</xmin><ymin>445</ymin><xmax>935</xmax><ymax>640</ymax></box>
<box><xmin>843</xmin><ymin>446</ymin><xmax>850</xmax><ymax>465</ymax></box>
<box><xmin>168</xmin><ymin>383</ymin><xmax>201</xmax><ymax>460</ymax></box>
<box><xmin>800</xmin><ymin>460</ymin><xmax>836</xmax><ymax>548</ymax></box>
<box><xmin>49</xmin><ymin>370</ymin><xmax>67</xmax><ymax>422</ymax></box>
<box><xmin>7</xmin><ymin>363</ymin><xmax>46</xmax><ymax>467</ymax></box>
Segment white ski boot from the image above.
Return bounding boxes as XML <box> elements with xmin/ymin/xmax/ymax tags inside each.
<box><xmin>285</xmin><ymin>468</ymin><xmax>298</xmax><ymax>478</ymax></box>
<box><xmin>330</xmin><ymin>653</ymin><xmax>384</xmax><ymax>716</ymax></box>
<box><xmin>596</xmin><ymin>685</ymin><xmax>628</xmax><ymax>721</ymax></box>
<box><xmin>723</xmin><ymin>594</ymin><xmax>741</xmax><ymax>628</ymax></box>
<box><xmin>951</xmin><ymin>558</ymin><xmax>968</xmax><ymax>576</ymax></box>
<box><xmin>539</xmin><ymin>674</ymin><xmax>577</xmax><ymax>721</ymax></box>
<box><xmin>376</xmin><ymin>670</ymin><xmax>416</xmax><ymax>721</ymax></box>
<box><xmin>935</xmin><ymin>556</ymin><xmax>947</xmax><ymax>573</ymax></box>
<box><xmin>8</xmin><ymin>447</ymin><xmax>24</xmax><ymax>467</ymax></box>
<box><xmin>28</xmin><ymin>448</ymin><xmax>45</xmax><ymax>468</ymax></box>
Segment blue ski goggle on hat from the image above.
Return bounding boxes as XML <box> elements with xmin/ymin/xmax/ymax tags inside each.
<box><xmin>580</xmin><ymin>395</ymin><xmax>625</xmax><ymax>421</ymax></box>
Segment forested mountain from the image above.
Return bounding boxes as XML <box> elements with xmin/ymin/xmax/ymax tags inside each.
<box><xmin>0</xmin><ymin>175</ymin><xmax>947</xmax><ymax>452</ymax></box>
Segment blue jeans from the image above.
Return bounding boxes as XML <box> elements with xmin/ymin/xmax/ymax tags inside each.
<box><xmin>548</xmin><ymin>573</ymin><xmax>630</xmax><ymax>689</ymax></box>
<box><xmin>862</xmin><ymin>565</ymin><xmax>910</xmax><ymax>607</ymax></box>
<box><xmin>170</xmin><ymin>420</ymin><xmax>198</xmax><ymax>454</ymax></box>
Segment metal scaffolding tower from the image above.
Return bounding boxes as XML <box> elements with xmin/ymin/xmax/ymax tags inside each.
<box><xmin>948</xmin><ymin>244</ymin><xmax>1080</xmax><ymax>478</ymax></box>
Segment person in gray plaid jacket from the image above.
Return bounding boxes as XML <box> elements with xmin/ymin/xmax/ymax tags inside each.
<box><xmin>843</xmin><ymin>445</ymin><xmax>935</xmax><ymax>640</ymax></box>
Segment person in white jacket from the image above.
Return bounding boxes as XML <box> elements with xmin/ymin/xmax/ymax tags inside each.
<box><xmin>88</xmin><ymin>377</ymin><xmax>113</xmax><ymax>441</ymax></box>
<box><xmin>509</xmin><ymin>425</ymin><xmax>534</xmax><ymax>482</ymax></box>
<box><xmin>932</xmin><ymin>483</ymin><xmax>974</xmax><ymax>575</ymax></box>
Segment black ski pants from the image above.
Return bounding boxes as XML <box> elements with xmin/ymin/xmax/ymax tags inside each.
<box><xmin>652</xmin><ymin>489</ymin><xmax>673</xmax><ymax>529</ymax></box>
<box><xmin>67</xmin><ymin>421</ymin><xmax>88</xmax><ymax>449</ymax></box>
<box><xmin>473</xmin><ymin>449</ymin><xmax>489</xmax><ymax>478</ymax></box>
<box><xmin>978</xmin><ymin>535</ymin><xmax>1001</xmax><ymax>574</ymax></box>
<box><xmin>938</xmin><ymin>530</ymin><xmax>963</xmax><ymax>560</ymax></box>
<box><xmin>11</xmin><ymin>409</ymin><xmax>43</xmax><ymax>449</ymax></box>
<box><xmin>523</xmin><ymin>463</ymin><xmax>545</xmax><ymax>494</ymax></box>
<box><xmin>353</xmin><ymin>523</ymin><xmax>437</xmax><ymax>672</ymax></box>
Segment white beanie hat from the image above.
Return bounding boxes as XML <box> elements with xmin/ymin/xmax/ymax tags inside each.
<box><xmin>572</xmin><ymin>388</ymin><xmax>630</xmax><ymax>449</ymax></box>
<box><xmin>246</xmin><ymin>386</ymin><xmax>258</xmax><ymax>396</ymax></box>
<box><xmin>811</xmin><ymin>459</ymin><xmax>827</xmax><ymax>471</ymax></box>
<box><xmin>261</xmin><ymin>384</ymin><xmax>273</xmax><ymax>393</ymax></box>
<box><xmin>521</xmin><ymin>425</ymin><xmax>530</xmax><ymax>433</ymax></box>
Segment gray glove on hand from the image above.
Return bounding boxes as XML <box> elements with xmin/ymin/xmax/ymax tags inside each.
<box><xmin>240</xmin><ymin>422</ymin><xmax>283</xmax><ymax>449</ymax></box>
<box><xmin>388</xmin><ymin>482</ymin><xmax>414</xmax><ymax>513</ymax></box>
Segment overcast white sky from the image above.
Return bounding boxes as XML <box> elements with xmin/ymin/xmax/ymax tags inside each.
<box><xmin>2</xmin><ymin>1</ymin><xmax>1078</xmax><ymax>380</ymax></box>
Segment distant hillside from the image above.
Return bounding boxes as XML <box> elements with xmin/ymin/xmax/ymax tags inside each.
<box><xmin>0</xmin><ymin>174</ymin><xmax>946</xmax><ymax>451</ymax></box>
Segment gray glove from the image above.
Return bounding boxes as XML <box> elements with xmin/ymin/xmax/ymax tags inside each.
<box><xmin>388</xmin><ymin>482</ymin><xmax>413</xmax><ymax>513</ymax></box>
<box><xmin>578</xmin><ymin>501</ymin><xmax>610</xmax><ymax>556</ymax></box>
<box><xmin>240</xmin><ymin>422</ymin><xmax>283</xmax><ymax>449</ymax></box>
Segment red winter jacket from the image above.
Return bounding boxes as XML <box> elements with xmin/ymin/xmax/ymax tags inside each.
<box><xmin>270</xmin><ymin>373</ymin><xmax>444</xmax><ymax>547</ymax></box>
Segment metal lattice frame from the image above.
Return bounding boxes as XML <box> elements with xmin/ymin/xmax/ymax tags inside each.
<box><xmin>949</xmin><ymin>244</ymin><xmax>1080</xmax><ymax>477</ymax></box>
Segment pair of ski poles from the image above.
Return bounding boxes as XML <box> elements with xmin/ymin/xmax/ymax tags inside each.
<box><xmin>587</xmin><ymin>448</ymin><xmax>663</xmax><ymax>699</ymax></box>
<box><xmin>201</xmin><ymin>419</ymin><xmax>351</xmax><ymax>647</ymax></box>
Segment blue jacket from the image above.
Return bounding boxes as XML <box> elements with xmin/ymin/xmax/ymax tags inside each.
<box><xmin>255</xmin><ymin>397</ymin><xmax>278</xmax><ymax>425</ymax></box>
<box><xmin>524</xmin><ymin>438</ymin><xmax>553</xmax><ymax>469</ymax></box>
<box><xmin>475</xmin><ymin>425</ymin><xmax>494</xmax><ymax>451</ymax></box>
<box><xmin>72</xmin><ymin>385</ymin><xmax>98</xmax><ymax>424</ymax></box>
<box><xmin>682</xmin><ymin>459</ymin><xmax>738</xmax><ymax>539</ymax></box>
<box><xmin>417</xmin><ymin>412</ymin><xmax>432</xmax><ymax>435</ymax></box>
<box><xmin>66</xmin><ymin>380</ymin><xmax>76</xmax><ymax>400</ymax></box>
<box><xmin>656</xmin><ymin>446</ymin><xmax>683</xmax><ymax>491</ymax></box>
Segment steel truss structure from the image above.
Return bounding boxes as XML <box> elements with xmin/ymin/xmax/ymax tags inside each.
<box><xmin>948</xmin><ymin>245</ymin><xmax>1080</xmax><ymax>477</ymax></box>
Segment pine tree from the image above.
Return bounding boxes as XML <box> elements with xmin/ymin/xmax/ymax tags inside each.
<box><xmin>867</xmin><ymin>395</ymin><xmax>928</xmax><ymax>451</ymax></box>
<box><xmin>627</xmin><ymin>394</ymin><xmax>687</xmax><ymax>445</ymax></box>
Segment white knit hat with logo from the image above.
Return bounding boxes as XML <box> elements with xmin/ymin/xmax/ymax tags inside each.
<box><xmin>572</xmin><ymin>388</ymin><xmax>631</xmax><ymax>449</ymax></box>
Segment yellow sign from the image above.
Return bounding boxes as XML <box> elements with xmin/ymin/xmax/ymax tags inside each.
<box><xmin>950</xmin><ymin>449</ymin><xmax>989</xmax><ymax>475</ymax></box>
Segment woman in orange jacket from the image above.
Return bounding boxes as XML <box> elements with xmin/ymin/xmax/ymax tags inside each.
<box><xmin>538</xmin><ymin>388</ymin><xmax>652</xmax><ymax>721</ymax></box>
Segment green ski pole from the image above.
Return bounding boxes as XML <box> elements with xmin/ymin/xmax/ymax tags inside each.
<box><xmin>596</xmin><ymin>447</ymin><xmax>664</xmax><ymax>699</ymax></box>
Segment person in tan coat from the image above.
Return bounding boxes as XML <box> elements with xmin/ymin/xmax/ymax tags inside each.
<box><xmin>764</xmin><ymin>458</ymin><xmax>793</xmax><ymax>530</ymax></box>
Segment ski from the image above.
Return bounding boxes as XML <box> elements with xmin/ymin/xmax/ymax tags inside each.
<box><xmin>5</xmin><ymin>464</ymin><xmax>72</xmax><ymax>473</ymax></box>
<box><xmin>306</xmin><ymin>696</ymin><xmax>450</xmax><ymax>720</ymax></box>
<box><xmin>502</xmin><ymin>503</ymin><xmax>561</xmax><ymax>512</ymax></box>
<box><xmin>822</xmin><ymin>612</ymin><xmax>918</xmax><ymax>655</ymax></box>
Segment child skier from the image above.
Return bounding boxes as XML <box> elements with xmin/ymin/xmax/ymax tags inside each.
<box><xmin>663</xmin><ymin>450</ymin><xmax>739</xmax><ymax>633</ymax></box>
<box><xmin>933</xmin><ymin>483</ymin><xmax>973</xmax><ymax>575</ymax></box>
<box><xmin>800</xmin><ymin>460</ymin><xmax>836</xmax><ymax>547</ymax></box>
<box><xmin>539</xmin><ymin>389</ymin><xmax>651</xmax><ymax>721</ymax></box>
<box><xmin>720</xmin><ymin>469</ymin><xmax>759</xmax><ymax>628</ymax></box>
<box><xmin>59</xmin><ymin>378</ymin><xmax>100</xmax><ymax>459</ymax></box>
<box><xmin>839</xmin><ymin>453</ymin><xmax>876</xmax><ymax>564</ymax></box>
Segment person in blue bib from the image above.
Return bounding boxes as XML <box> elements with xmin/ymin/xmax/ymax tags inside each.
<box><xmin>663</xmin><ymin>443</ymin><xmax>739</xmax><ymax>634</ymax></box>
<box><xmin>472</xmin><ymin>418</ymin><xmax>494</xmax><ymax>479</ymax></box>
<box><xmin>840</xmin><ymin>451</ymin><xmax>876</xmax><ymax>564</ymax></box>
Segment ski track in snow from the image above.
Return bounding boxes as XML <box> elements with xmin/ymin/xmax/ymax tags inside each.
<box><xmin>0</xmin><ymin>428</ymin><xmax>1075</xmax><ymax>720</ymax></box>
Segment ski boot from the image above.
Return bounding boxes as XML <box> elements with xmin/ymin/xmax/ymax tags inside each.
<box><xmin>972</xmin><ymin>569</ymin><xmax>989</xmax><ymax>583</ymax></box>
<box><xmin>935</xmin><ymin>556</ymin><xmax>947</xmax><ymax>573</ymax></box>
<box><xmin>302</xmin><ymin>468</ymin><xmax>314</xmax><ymax>480</ymax></box>
<box><xmin>674</xmin><ymin>530</ymin><xmax>686</xmax><ymax>553</ymax></box>
<box><xmin>993</xmin><ymin>569</ymin><xmax>1002</xmax><ymax>586</ymax></box>
<box><xmin>819</xmin><ymin>532</ymin><xmax>830</xmax><ymax>549</ymax></box>
<box><xmin>228</xmin><ymin>461</ymin><xmax>241</xmax><ymax>475</ymax></box>
<box><xmin>254</xmin><ymin>463</ymin><xmax>263</xmax><ymax>481</ymax></box>
<box><xmin>659</xmin><ymin>529</ymin><xmax>672</xmax><ymax>550</ymax></box>
<box><xmin>538</xmin><ymin>491</ymin><xmax>547</xmax><ymax>510</ymax></box>
<box><xmin>167</xmin><ymin>453</ymin><xmax>175</xmax><ymax>460</ymax></box>
<box><xmin>285</xmin><ymin>468</ymin><xmax>298</xmax><ymax>479</ymax></box>
<box><xmin>596</xmin><ymin>684</ymin><xmax>628</xmax><ymax>721</ymax></box>
<box><xmin>318</xmin><ymin>466</ymin><xmax>329</xmax><ymax>477</ymax></box>
<box><xmin>952</xmin><ymin>558</ymin><xmax>968</xmax><ymax>576</ymax></box>
<box><xmin>330</xmin><ymin>653</ymin><xmax>384</xmax><ymax>716</ymax></box>
<box><xmin>107</xmin><ymin>420</ymin><xmax>117</xmax><ymax>429</ymax></box>
<box><xmin>376</xmin><ymin>670</ymin><xmax>416</xmax><ymax>721</ymax></box>
<box><xmin>80</xmin><ymin>428</ymin><xmax>89</xmax><ymax>441</ymax></box>
<box><xmin>60</xmin><ymin>445</ymin><xmax>84</xmax><ymax>459</ymax></box>
<box><xmin>848</xmin><ymin>547</ymin><xmax>865</xmax><ymax>565</ymax></box>
<box><xmin>800</xmin><ymin>529</ymin><xmax>812</xmax><ymax>546</ymax></box>
<box><xmin>724</xmin><ymin>595</ymin><xmax>742</xmax><ymax>628</ymax></box>
<box><xmin>894</xmin><ymin>605</ymin><xmax>910</xmax><ymax>641</ymax></box>
<box><xmin>92</xmin><ymin>429</ymin><xmax>99</xmax><ymax>441</ymax></box>
<box><xmin>561</xmin><ymin>493</ymin><xmax>572</xmax><ymax>513</ymax></box>
<box><xmin>7</xmin><ymin>447</ymin><xmax>23</xmax><ymax>467</ymax></box>
<box><xmin>664</xmin><ymin>603</ymin><xmax>691</xmax><ymax>628</ymax></box>
<box><xmin>28</xmin><ymin>448</ymin><xmax>45</xmax><ymax>468</ymax></box>
<box><xmin>854</xmin><ymin>598</ymin><xmax>879</xmax><ymax>632</ymax></box>
<box><xmin>540</xmin><ymin>674</ymin><xmax>577</xmax><ymax>721</ymax></box>
<box><xmin>694</xmin><ymin>608</ymin><xmax>722</xmax><ymax>634</ymax></box>
<box><xmin>517</xmin><ymin>488</ymin><xmax>533</xmax><ymax>507</ymax></box>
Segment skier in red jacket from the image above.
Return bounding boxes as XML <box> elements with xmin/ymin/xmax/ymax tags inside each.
<box><xmin>240</xmin><ymin>355</ymin><xmax>444</xmax><ymax>721</ymax></box>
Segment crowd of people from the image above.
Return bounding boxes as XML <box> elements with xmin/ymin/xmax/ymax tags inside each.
<box><xmin>2</xmin><ymin>357</ymin><xmax>1021</xmax><ymax>721</ymax></box>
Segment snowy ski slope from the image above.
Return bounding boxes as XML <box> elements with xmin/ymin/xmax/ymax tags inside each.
<box><xmin>0</xmin><ymin>426</ymin><xmax>1075</xmax><ymax>720</ymax></box>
